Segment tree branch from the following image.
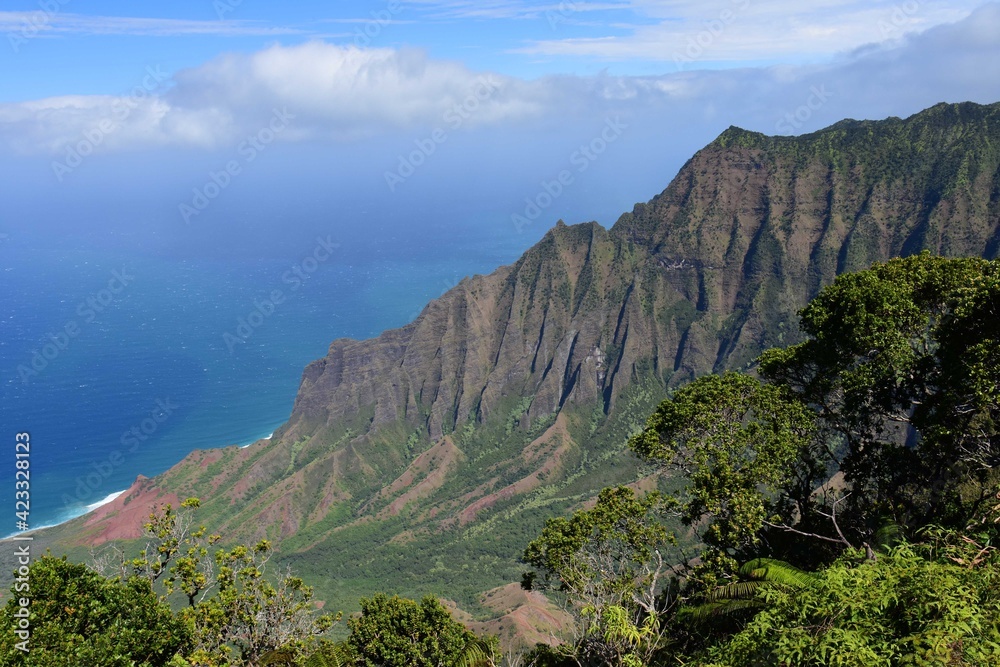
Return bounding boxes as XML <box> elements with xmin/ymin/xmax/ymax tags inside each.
<box><xmin>815</xmin><ymin>493</ymin><xmax>854</xmax><ymax>549</ymax></box>
<box><xmin>764</xmin><ymin>521</ymin><xmax>851</xmax><ymax>546</ymax></box>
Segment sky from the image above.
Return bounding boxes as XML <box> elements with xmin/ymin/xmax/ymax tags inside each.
<box><xmin>0</xmin><ymin>1</ymin><xmax>999</xmax><ymax>255</ymax></box>
<box><xmin>0</xmin><ymin>0</ymin><xmax>993</xmax><ymax>94</ymax></box>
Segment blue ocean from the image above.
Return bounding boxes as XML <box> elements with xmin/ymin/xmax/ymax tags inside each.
<box><xmin>0</xmin><ymin>221</ymin><xmax>537</xmax><ymax>534</ymax></box>
<box><xmin>0</xmin><ymin>122</ymin><xmax>657</xmax><ymax>536</ymax></box>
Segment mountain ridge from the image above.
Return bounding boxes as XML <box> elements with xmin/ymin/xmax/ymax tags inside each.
<box><xmin>30</xmin><ymin>100</ymin><xmax>1000</xmax><ymax>623</ymax></box>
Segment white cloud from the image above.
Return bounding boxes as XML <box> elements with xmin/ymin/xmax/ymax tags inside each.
<box><xmin>0</xmin><ymin>95</ymin><xmax>172</xmax><ymax>154</ymax></box>
<box><xmin>513</xmin><ymin>0</ymin><xmax>984</xmax><ymax>63</ymax></box>
<box><xmin>0</xmin><ymin>44</ymin><xmax>551</xmax><ymax>154</ymax></box>
<box><xmin>164</xmin><ymin>43</ymin><xmax>547</xmax><ymax>142</ymax></box>
<box><xmin>0</xmin><ymin>4</ymin><xmax>997</xmax><ymax>156</ymax></box>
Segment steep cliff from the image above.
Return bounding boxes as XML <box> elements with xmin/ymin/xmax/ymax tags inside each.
<box><xmin>48</xmin><ymin>101</ymin><xmax>1000</xmax><ymax>615</ymax></box>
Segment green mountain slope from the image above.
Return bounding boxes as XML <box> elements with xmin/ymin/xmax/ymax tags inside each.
<box><xmin>36</xmin><ymin>101</ymin><xmax>1000</xmax><ymax>625</ymax></box>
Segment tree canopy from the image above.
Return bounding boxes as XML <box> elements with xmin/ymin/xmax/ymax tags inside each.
<box><xmin>759</xmin><ymin>253</ymin><xmax>1000</xmax><ymax>537</ymax></box>
<box><xmin>0</xmin><ymin>555</ymin><xmax>191</xmax><ymax>667</ymax></box>
<box><xmin>523</xmin><ymin>254</ymin><xmax>1000</xmax><ymax>665</ymax></box>
<box><xmin>346</xmin><ymin>593</ymin><xmax>494</xmax><ymax>667</ymax></box>
<box><xmin>4</xmin><ymin>254</ymin><xmax>998</xmax><ymax>666</ymax></box>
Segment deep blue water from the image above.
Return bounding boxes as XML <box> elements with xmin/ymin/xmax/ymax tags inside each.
<box><xmin>0</xmin><ymin>223</ymin><xmax>534</xmax><ymax>533</ymax></box>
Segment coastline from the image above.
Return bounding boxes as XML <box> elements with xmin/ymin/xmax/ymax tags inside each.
<box><xmin>241</xmin><ymin>431</ymin><xmax>274</xmax><ymax>449</ymax></box>
<box><xmin>2</xmin><ymin>427</ymin><xmax>281</xmax><ymax>541</ymax></box>
<box><xmin>2</xmin><ymin>489</ymin><xmax>126</xmax><ymax>540</ymax></box>
<box><xmin>85</xmin><ymin>489</ymin><xmax>126</xmax><ymax>513</ymax></box>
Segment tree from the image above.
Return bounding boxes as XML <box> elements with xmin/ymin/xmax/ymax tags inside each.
<box><xmin>760</xmin><ymin>253</ymin><xmax>1000</xmax><ymax>536</ymax></box>
<box><xmin>628</xmin><ymin>373</ymin><xmax>819</xmax><ymax>559</ymax></box>
<box><xmin>522</xmin><ymin>487</ymin><xmax>677</xmax><ymax>666</ymax></box>
<box><xmin>519</xmin><ymin>254</ymin><xmax>1000</xmax><ymax>664</ymax></box>
<box><xmin>0</xmin><ymin>555</ymin><xmax>191</xmax><ymax>667</ymax></box>
<box><xmin>626</xmin><ymin>255</ymin><xmax>1000</xmax><ymax>565</ymax></box>
<box><xmin>346</xmin><ymin>593</ymin><xmax>496</xmax><ymax>667</ymax></box>
<box><xmin>182</xmin><ymin>541</ymin><xmax>338</xmax><ymax>666</ymax></box>
<box><xmin>96</xmin><ymin>498</ymin><xmax>339</xmax><ymax>666</ymax></box>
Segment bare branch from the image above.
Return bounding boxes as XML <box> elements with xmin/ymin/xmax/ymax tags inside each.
<box><xmin>815</xmin><ymin>493</ymin><xmax>854</xmax><ymax>549</ymax></box>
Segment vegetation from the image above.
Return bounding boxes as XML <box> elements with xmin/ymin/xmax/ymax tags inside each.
<box><xmin>523</xmin><ymin>487</ymin><xmax>675</xmax><ymax>666</ymax></box>
<box><xmin>346</xmin><ymin>594</ymin><xmax>497</xmax><ymax>667</ymax></box>
<box><xmin>4</xmin><ymin>254</ymin><xmax>998</xmax><ymax>665</ymax></box>
<box><xmin>758</xmin><ymin>254</ymin><xmax>1000</xmax><ymax>537</ymax></box>
<box><xmin>0</xmin><ymin>498</ymin><xmax>501</xmax><ymax>666</ymax></box>
<box><xmin>522</xmin><ymin>254</ymin><xmax>1000</xmax><ymax>665</ymax></box>
<box><xmin>705</xmin><ymin>529</ymin><xmax>1000</xmax><ymax>666</ymax></box>
<box><xmin>0</xmin><ymin>555</ymin><xmax>190</xmax><ymax>666</ymax></box>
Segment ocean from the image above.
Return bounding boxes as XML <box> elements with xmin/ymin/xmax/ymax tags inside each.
<box><xmin>0</xmin><ymin>223</ymin><xmax>534</xmax><ymax>534</ymax></box>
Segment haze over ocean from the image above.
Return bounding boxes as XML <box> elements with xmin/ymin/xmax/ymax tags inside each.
<box><xmin>0</xmin><ymin>111</ymin><xmax>654</xmax><ymax>535</ymax></box>
<box><xmin>0</xmin><ymin>218</ymin><xmax>539</xmax><ymax>532</ymax></box>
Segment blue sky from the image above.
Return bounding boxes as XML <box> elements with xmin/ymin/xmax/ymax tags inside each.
<box><xmin>2</xmin><ymin>0</ymin><xmax>991</xmax><ymax>98</ymax></box>
<box><xmin>1</xmin><ymin>1</ymin><xmax>999</xmax><ymax>254</ymax></box>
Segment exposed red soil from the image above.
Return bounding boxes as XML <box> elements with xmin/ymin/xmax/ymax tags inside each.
<box><xmin>78</xmin><ymin>475</ymin><xmax>180</xmax><ymax>545</ymax></box>
<box><xmin>446</xmin><ymin>583</ymin><xmax>574</xmax><ymax>651</ymax></box>
<box><xmin>373</xmin><ymin>437</ymin><xmax>464</xmax><ymax>518</ymax></box>
<box><xmin>454</xmin><ymin>413</ymin><xmax>572</xmax><ymax>527</ymax></box>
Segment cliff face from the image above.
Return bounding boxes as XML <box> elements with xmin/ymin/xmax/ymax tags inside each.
<box><xmin>284</xmin><ymin>221</ymin><xmax>632</xmax><ymax>442</ymax></box>
<box><xmin>50</xmin><ymin>101</ymin><xmax>1000</xmax><ymax>613</ymax></box>
<box><xmin>286</xmin><ymin>102</ymin><xmax>1000</xmax><ymax>441</ymax></box>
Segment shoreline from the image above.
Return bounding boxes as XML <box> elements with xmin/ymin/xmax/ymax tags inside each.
<box><xmin>85</xmin><ymin>489</ymin><xmax>126</xmax><ymax>513</ymax></box>
<box><xmin>2</xmin><ymin>489</ymin><xmax>127</xmax><ymax>540</ymax></box>
<box><xmin>2</xmin><ymin>428</ymin><xmax>280</xmax><ymax>541</ymax></box>
<box><xmin>241</xmin><ymin>431</ymin><xmax>274</xmax><ymax>448</ymax></box>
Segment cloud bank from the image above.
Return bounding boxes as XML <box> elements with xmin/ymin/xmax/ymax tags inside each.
<box><xmin>1</xmin><ymin>3</ymin><xmax>998</xmax><ymax>158</ymax></box>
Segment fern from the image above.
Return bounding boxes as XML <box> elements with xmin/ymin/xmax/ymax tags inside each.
<box><xmin>453</xmin><ymin>638</ymin><xmax>498</xmax><ymax>667</ymax></box>
<box><xmin>682</xmin><ymin>558</ymin><xmax>818</xmax><ymax>626</ymax></box>
<box><xmin>303</xmin><ymin>642</ymin><xmax>354</xmax><ymax>667</ymax></box>
<box><xmin>739</xmin><ymin>558</ymin><xmax>819</xmax><ymax>589</ymax></box>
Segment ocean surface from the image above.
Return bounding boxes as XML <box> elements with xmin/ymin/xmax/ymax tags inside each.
<box><xmin>0</xmin><ymin>222</ymin><xmax>537</xmax><ymax>534</ymax></box>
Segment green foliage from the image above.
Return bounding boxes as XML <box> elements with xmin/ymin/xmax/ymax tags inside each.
<box><xmin>704</xmin><ymin>528</ymin><xmax>1000</xmax><ymax>667</ymax></box>
<box><xmin>181</xmin><ymin>540</ymin><xmax>338</xmax><ymax>665</ymax></box>
<box><xmin>658</xmin><ymin>298</ymin><xmax>700</xmax><ymax>334</ymax></box>
<box><xmin>301</xmin><ymin>641</ymin><xmax>355</xmax><ymax>667</ymax></box>
<box><xmin>520</xmin><ymin>643</ymin><xmax>577</xmax><ymax>667</ymax></box>
<box><xmin>452</xmin><ymin>638</ymin><xmax>499</xmax><ymax>667</ymax></box>
<box><xmin>505</xmin><ymin>396</ymin><xmax>534</xmax><ymax>437</ymax></box>
<box><xmin>523</xmin><ymin>487</ymin><xmax>671</xmax><ymax>594</ymax></box>
<box><xmin>89</xmin><ymin>498</ymin><xmax>339</xmax><ymax>666</ymax></box>
<box><xmin>629</xmin><ymin>372</ymin><xmax>817</xmax><ymax>554</ymax></box>
<box><xmin>346</xmin><ymin>593</ymin><xmax>496</xmax><ymax>667</ymax></box>
<box><xmin>760</xmin><ymin>253</ymin><xmax>1000</xmax><ymax>535</ymax></box>
<box><xmin>522</xmin><ymin>487</ymin><xmax>675</xmax><ymax>666</ymax></box>
<box><xmin>405</xmin><ymin>427</ymin><xmax>424</xmax><ymax>458</ymax></box>
<box><xmin>681</xmin><ymin>558</ymin><xmax>818</xmax><ymax>631</ymax></box>
<box><xmin>0</xmin><ymin>555</ymin><xmax>191</xmax><ymax>667</ymax></box>
<box><xmin>596</xmin><ymin>604</ymin><xmax>661</xmax><ymax>667</ymax></box>
<box><xmin>126</xmin><ymin>497</ymin><xmax>220</xmax><ymax>591</ymax></box>
<box><xmin>524</xmin><ymin>254</ymin><xmax>1000</xmax><ymax>665</ymax></box>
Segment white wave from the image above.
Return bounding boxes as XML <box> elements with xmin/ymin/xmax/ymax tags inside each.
<box><xmin>240</xmin><ymin>432</ymin><xmax>274</xmax><ymax>448</ymax></box>
<box><xmin>85</xmin><ymin>490</ymin><xmax>126</xmax><ymax>512</ymax></box>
